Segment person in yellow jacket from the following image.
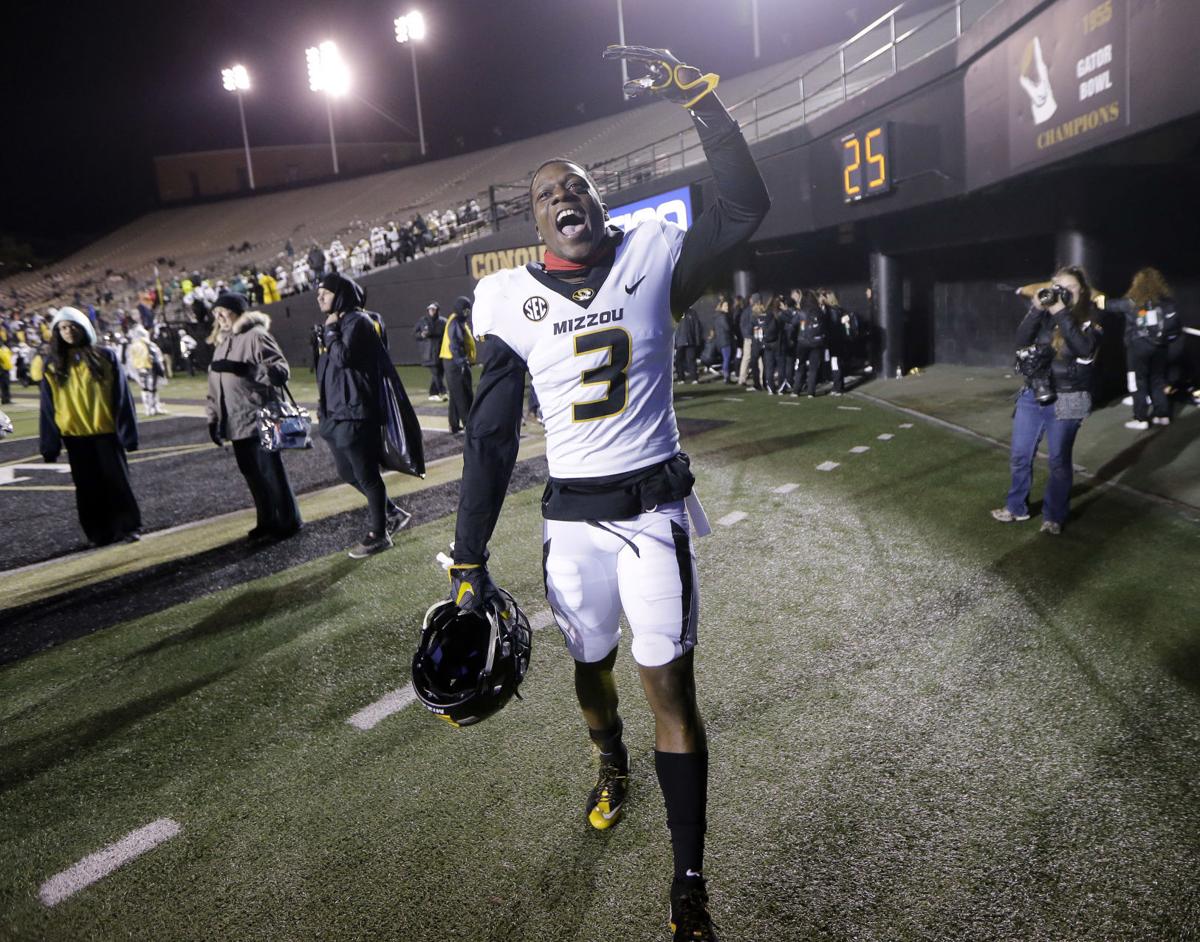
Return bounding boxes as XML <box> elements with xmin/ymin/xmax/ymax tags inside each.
<box><xmin>258</xmin><ymin>270</ymin><xmax>281</xmax><ymax>304</ymax></box>
<box><xmin>439</xmin><ymin>295</ymin><xmax>476</xmax><ymax>433</ymax></box>
<box><xmin>39</xmin><ymin>307</ymin><xmax>142</xmax><ymax>546</ymax></box>
<box><xmin>0</xmin><ymin>343</ymin><xmax>12</xmax><ymax>404</ymax></box>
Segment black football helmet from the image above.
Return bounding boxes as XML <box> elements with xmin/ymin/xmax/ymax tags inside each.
<box><xmin>411</xmin><ymin>588</ymin><xmax>532</xmax><ymax>727</ymax></box>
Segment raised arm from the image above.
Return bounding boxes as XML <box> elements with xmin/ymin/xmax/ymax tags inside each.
<box><xmin>602</xmin><ymin>46</ymin><xmax>770</xmax><ymax>316</ymax></box>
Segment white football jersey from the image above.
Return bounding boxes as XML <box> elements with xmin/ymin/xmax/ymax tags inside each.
<box><xmin>473</xmin><ymin>220</ymin><xmax>685</xmax><ymax>478</ymax></box>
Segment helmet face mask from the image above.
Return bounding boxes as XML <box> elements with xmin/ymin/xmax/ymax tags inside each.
<box><xmin>412</xmin><ymin>589</ymin><xmax>532</xmax><ymax>727</ymax></box>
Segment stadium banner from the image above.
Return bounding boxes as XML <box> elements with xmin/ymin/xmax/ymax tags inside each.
<box><xmin>1007</xmin><ymin>0</ymin><xmax>1128</xmax><ymax>170</ymax></box>
<box><xmin>606</xmin><ymin>185</ymin><xmax>694</xmax><ymax>232</ymax></box>
<box><xmin>468</xmin><ymin>244</ymin><xmax>547</xmax><ymax>281</ymax></box>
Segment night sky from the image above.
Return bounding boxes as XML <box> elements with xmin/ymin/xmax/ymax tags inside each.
<box><xmin>4</xmin><ymin>0</ymin><xmax>928</xmax><ymax>246</ymax></box>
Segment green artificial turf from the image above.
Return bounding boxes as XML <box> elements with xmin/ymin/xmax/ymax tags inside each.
<box><xmin>2</xmin><ymin>383</ymin><xmax>1199</xmax><ymax>941</ymax></box>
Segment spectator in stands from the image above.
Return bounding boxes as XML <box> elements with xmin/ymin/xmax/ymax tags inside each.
<box><xmin>414</xmin><ymin>302</ymin><xmax>447</xmax><ymax>400</ymax></box>
<box><xmin>315</xmin><ymin>272</ymin><xmax>409</xmax><ymax>558</ymax></box>
<box><xmin>1100</xmin><ymin>268</ymin><xmax>1179</xmax><ymax>430</ymax></box>
<box><xmin>371</xmin><ymin>226</ymin><xmax>389</xmax><ymax>267</ymax></box>
<box><xmin>39</xmin><ymin>307</ymin><xmax>141</xmax><ymax>546</ymax></box>
<box><xmin>993</xmin><ymin>266</ymin><xmax>1100</xmax><ymax>535</ymax></box>
<box><xmin>440</xmin><ymin>295</ymin><xmax>476</xmax><ymax>434</ymax></box>
<box><xmin>206</xmin><ymin>292</ymin><xmax>302</xmax><ymax>544</ymax></box>
<box><xmin>258</xmin><ymin>269</ymin><xmax>281</xmax><ymax>304</ymax></box>
<box><xmin>674</xmin><ymin>306</ymin><xmax>702</xmax><ymax>384</ymax></box>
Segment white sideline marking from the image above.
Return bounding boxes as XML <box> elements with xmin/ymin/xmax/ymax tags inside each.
<box><xmin>717</xmin><ymin>511</ymin><xmax>747</xmax><ymax>526</ymax></box>
<box><xmin>816</xmin><ymin>461</ymin><xmax>840</xmax><ymax>472</ymax></box>
<box><xmin>773</xmin><ymin>483</ymin><xmax>800</xmax><ymax>494</ymax></box>
<box><xmin>677</xmin><ymin>396</ymin><xmax>694</xmax><ymax>401</ymax></box>
<box><xmin>722</xmin><ymin>397</ymin><xmax>743</xmax><ymax>403</ymax></box>
<box><xmin>849</xmin><ymin>446</ymin><xmax>871</xmax><ymax>454</ymax></box>
<box><xmin>38</xmin><ymin>818</ymin><xmax>181</xmax><ymax>907</ymax></box>
<box><xmin>877</xmin><ymin>433</ymin><xmax>894</xmax><ymax>441</ymax></box>
<box><xmin>899</xmin><ymin>423</ymin><xmax>914</xmax><ymax>429</ymax></box>
<box><xmin>837</xmin><ymin>405</ymin><xmax>863</xmax><ymax>411</ymax></box>
<box><xmin>348</xmin><ymin>684</ymin><xmax>418</xmax><ymax>731</ymax></box>
<box><xmin>778</xmin><ymin>401</ymin><xmax>800</xmax><ymax>406</ymax></box>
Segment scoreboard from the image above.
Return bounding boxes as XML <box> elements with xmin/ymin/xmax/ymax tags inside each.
<box><xmin>840</xmin><ymin>124</ymin><xmax>892</xmax><ymax>203</ymax></box>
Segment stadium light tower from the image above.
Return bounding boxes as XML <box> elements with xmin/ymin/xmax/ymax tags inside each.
<box><xmin>221</xmin><ymin>64</ymin><xmax>255</xmax><ymax>191</ymax></box>
<box><xmin>394</xmin><ymin>11</ymin><xmax>427</xmax><ymax>157</ymax></box>
<box><xmin>306</xmin><ymin>40</ymin><xmax>351</xmax><ymax>175</ymax></box>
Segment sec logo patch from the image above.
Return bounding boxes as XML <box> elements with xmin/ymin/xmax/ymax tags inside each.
<box><xmin>523</xmin><ymin>296</ymin><xmax>548</xmax><ymax>321</ymax></box>
<box><xmin>571</xmin><ymin>287</ymin><xmax>595</xmax><ymax>303</ymax></box>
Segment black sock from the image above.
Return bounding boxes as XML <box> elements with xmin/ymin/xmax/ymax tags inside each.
<box><xmin>588</xmin><ymin>717</ymin><xmax>626</xmax><ymax>764</ymax></box>
<box><xmin>654</xmin><ymin>750</ymin><xmax>708</xmax><ymax>880</ymax></box>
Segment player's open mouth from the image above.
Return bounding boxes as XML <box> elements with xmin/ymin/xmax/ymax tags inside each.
<box><xmin>555</xmin><ymin>207</ymin><xmax>588</xmax><ymax>239</ymax></box>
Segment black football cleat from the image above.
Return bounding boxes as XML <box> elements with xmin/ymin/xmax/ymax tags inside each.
<box><xmin>670</xmin><ymin>876</ymin><xmax>719</xmax><ymax>941</ymax></box>
<box><xmin>586</xmin><ymin>744</ymin><xmax>629</xmax><ymax>830</ymax></box>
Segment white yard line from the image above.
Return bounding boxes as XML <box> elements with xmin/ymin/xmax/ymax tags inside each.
<box><xmin>816</xmin><ymin>461</ymin><xmax>840</xmax><ymax>472</ymax></box>
<box><xmin>877</xmin><ymin>433</ymin><xmax>894</xmax><ymax>441</ymax></box>
<box><xmin>716</xmin><ymin>511</ymin><xmax>748</xmax><ymax>526</ymax></box>
<box><xmin>849</xmin><ymin>446</ymin><xmax>871</xmax><ymax>454</ymax></box>
<box><xmin>778</xmin><ymin>401</ymin><xmax>800</xmax><ymax>406</ymax></box>
<box><xmin>347</xmin><ymin>684</ymin><xmax>418</xmax><ymax>731</ymax></box>
<box><xmin>38</xmin><ymin>818</ymin><xmax>181</xmax><ymax>908</ymax></box>
<box><xmin>721</xmin><ymin>398</ymin><xmax>743</xmax><ymax>403</ymax></box>
<box><xmin>772</xmin><ymin>483</ymin><xmax>800</xmax><ymax>494</ymax></box>
<box><xmin>899</xmin><ymin>423</ymin><xmax>914</xmax><ymax>428</ymax></box>
<box><xmin>837</xmin><ymin>405</ymin><xmax>863</xmax><ymax>411</ymax></box>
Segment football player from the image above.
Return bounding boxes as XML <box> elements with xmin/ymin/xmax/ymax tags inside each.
<box><xmin>447</xmin><ymin>46</ymin><xmax>769</xmax><ymax>941</ymax></box>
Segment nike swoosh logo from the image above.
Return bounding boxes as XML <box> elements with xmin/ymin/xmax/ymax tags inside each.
<box><xmin>599</xmin><ymin>803</ymin><xmax>622</xmax><ymax>820</ymax></box>
<box><xmin>625</xmin><ymin>276</ymin><xmax>646</xmax><ymax>294</ymax></box>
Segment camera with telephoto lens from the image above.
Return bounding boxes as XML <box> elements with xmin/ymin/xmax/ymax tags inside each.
<box><xmin>1014</xmin><ymin>344</ymin><xmax>1056</xmax><ymax>404</ymax></box>
<box><xmin>1036</xmin><ymin>284</ymin><xmax>1074</xmax><ymax>308</ymax></box>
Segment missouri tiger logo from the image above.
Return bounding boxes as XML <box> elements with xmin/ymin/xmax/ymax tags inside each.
<box><xmin>523</xmin><ymin>296</ymin><xmax>549</xmax><ymax>322</ymax></box>
<box><xmin>571</xmin><ymin>287</ymin><xmax>596</xmax><ymax>303</ymax></box>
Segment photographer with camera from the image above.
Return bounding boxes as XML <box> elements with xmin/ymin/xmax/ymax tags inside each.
<box><xmin>992</xmin><ymin>266</ymin><xmax>1100</xmax><ymax>535</ymax></box>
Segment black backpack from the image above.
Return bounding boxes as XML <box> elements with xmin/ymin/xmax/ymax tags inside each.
<box><xmin>1137</xmin><ymin>304</ymin><xmax>1180</xmax><ymax>346</ymax></box>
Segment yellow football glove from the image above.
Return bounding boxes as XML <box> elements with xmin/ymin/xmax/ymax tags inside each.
<box><xmin>602</xmin><ymin>45</ymin><xmax>719</xmax><ymax>109</ymax></box>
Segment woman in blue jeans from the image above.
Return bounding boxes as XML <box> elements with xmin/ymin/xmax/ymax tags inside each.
<box><xmin>992</xmin><ymin>266</ymin><xmax>1100</xmax><ymax>535</ymax></box>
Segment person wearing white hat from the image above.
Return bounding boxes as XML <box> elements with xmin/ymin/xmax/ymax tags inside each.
<box><xmin>39</xmin><ymin>307</ymin><xmax>142</xmax><ymax>546</ymax></box>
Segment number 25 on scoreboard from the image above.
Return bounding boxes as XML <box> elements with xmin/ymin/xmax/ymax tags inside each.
<box><xmin>841</xmin><ymin>125</ymin><xmax>891</xmax><ymax>203</ymax></box>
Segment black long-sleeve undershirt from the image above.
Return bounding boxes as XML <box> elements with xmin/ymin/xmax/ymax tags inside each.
<box><xmin>453</xmin><ymin>93</ymin><xmax>770</xmax><ymax>566</ymax></box>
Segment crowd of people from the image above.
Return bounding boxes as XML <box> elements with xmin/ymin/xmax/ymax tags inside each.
<box><xmin>673</xmin><ymin>288</ymin><xmax>870</xmax><ymax>395</ymax></box>
<box><xmin>0</xmin><ymin>198</ymin><xmax>488</xmax><ymax>356</ymax></box>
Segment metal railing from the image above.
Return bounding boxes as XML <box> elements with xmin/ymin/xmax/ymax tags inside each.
<box><xmin>487</xmin><ymin>0</ymin><xmax>1002</xmax><ymax>224</ymax></box>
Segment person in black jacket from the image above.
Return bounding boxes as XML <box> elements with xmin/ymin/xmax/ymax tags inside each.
<box><xmin>316</xmin><ymin>273</ymin><xmax>410</xmax><ymax>558</ymax></box>
<box><xmin>1101</xmin><ymin>267</ymin><xmax>1179</xmax><ymax>429</ymax></box>
<box><xmin>674</xmin><ymin>307</ymin><xmax>703</xmax><ymax>383</ymax></box>
<box><xmin>712</xmin><ymin>296</ymin><xmax>734</xmax><ymax>383</ymax></box>
<box><xmin>413</xmin><ymin>302</ymin><xmax>447</xmax><ymax>400</ymax></box>
<box><xmin>992</xmin><ymin>266</ymin><xmax>1100</xmax><ymax>535</ymax></box>
<box><xmin>440</xmin><ymin>296</ymin><xmax>476</xmax><ymax>433</ymax></box>
<box><xmin>793</xmin><ymin>290</ymin><xmax>826</xmax><ymax>397</ymax></box>
<box><xmin>735</xmin><ymin>294</ymin><xmax>754</xmax><ymax>386</ymax></box>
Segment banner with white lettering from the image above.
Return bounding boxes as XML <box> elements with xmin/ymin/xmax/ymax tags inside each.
<box><xmin>1008</xmin><ymin>0</ymin><xmax>1127</xmax><ymax>169</ymax></box>
<box><xmin>606</xmin><ymin>185</ymin><xmax>694</xmax><ymax>232</ymax></box>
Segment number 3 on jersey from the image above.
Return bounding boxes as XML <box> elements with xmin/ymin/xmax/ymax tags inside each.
<box><xmin>572</xmin><ymin>327</ymin><xmax>631</xmax><ymax>422</ymax></box>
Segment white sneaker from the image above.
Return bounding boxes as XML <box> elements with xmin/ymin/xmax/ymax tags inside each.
<box><xmin>1124</xmin><ymin>419</ymin><xmax>1150</xmax><ymax>430</ymax></box>
<box><xmin>1121</xmin><ymin>395</ymin><xmax>1134</xmax><ymax>406</ymax></box>
<box><xmin>1151</xmin><ymin>416</ymin><xmax>1171</xmax><ymax>426</ymax></box>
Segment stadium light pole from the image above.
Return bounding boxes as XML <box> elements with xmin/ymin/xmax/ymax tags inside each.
<box><xmin>307</xmin><ymin>40</ymin><xmax>351</xmax><ymax>175</ymax></box>
<box><xmin>394</xmin><ymin>11</ymin><xmax>427</xmax><ymax>157</ymax></box>
<box><xmin>221</xmin><ymin>65</ymin><xmax>255</xmax><ymax>190</ymax></box>
<box><xmin>616</xmin><ymin>0</ymin><xmax>629</xmax><ymax>96</ymax></box>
